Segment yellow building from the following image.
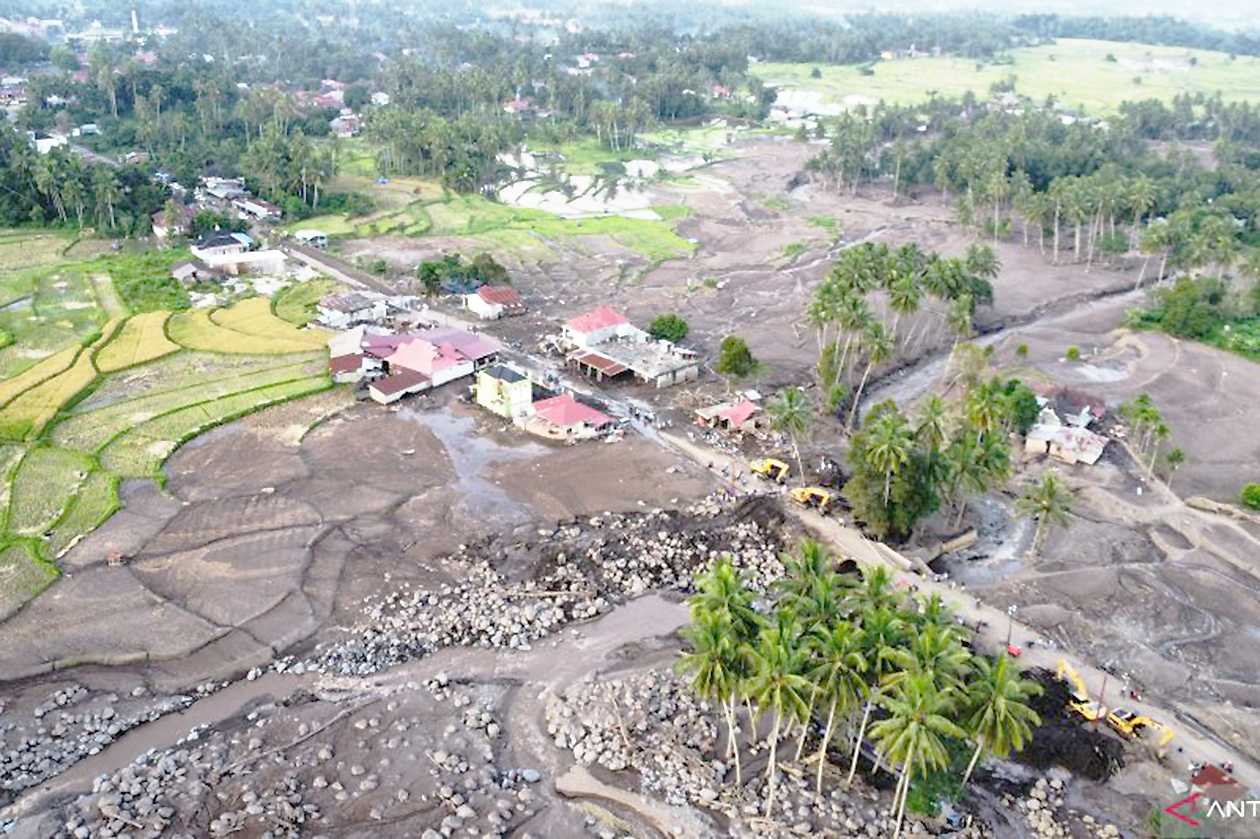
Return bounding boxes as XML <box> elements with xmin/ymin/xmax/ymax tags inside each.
<box><xmin>476</xmin><ymin>364</ymin><xmax>533</xmax><ymax>419</ymax></box>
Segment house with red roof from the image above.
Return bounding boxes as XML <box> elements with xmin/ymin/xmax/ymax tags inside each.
<box><xmin>465</xmin><ymin>285</ymin><xmax>526</xmax><ymax>320</ymax></box>
<box><xmin>525</xmin><ymin>393</ymin><xmax>613</xmax><ymax>440</ymax></box>
<box><xmin>562</xmin><ymin>306</ymin><xmax>634</xmax><ymax>348</ymax></box>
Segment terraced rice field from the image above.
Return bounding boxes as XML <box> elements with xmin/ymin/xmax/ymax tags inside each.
<box><xmin>0</xmin><ymin>286</ymin><xmax>335</xmax><ymax>615</ymax></box>
<box><xmin>94</xmin><ymin>311</ymin><xmax>179</xmax><ymax>373</ymax></box>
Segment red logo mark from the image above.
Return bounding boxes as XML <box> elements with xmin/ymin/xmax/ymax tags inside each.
<box><xmin>1164</xmin><ymin>792</ymin><xmax>1202</xmax><ymax>828</ymax></box>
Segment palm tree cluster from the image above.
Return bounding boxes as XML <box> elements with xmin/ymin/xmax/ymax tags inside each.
<box><xmin>678</xmin><ymin>545</ymin><xmax>1042</xmax><ymax>837</ymax></box>
<box><xmin>843</xmin><ymin>386</ymin><xmax>1015</xmax><ymax>541</ymax></box>
<box><xmin>807</xmin><ymin>242</ymin><xmax>996</xmax><ymax>427</ymax></box>
<box><xmin>1117</xmin><ymin>394</ymin><xmax>1176</xmax><ymax>480</ymax></box>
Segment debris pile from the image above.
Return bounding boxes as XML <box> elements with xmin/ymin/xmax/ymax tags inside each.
<box><xmin>1021</xmin><ymin>670</ymin><xmax>1125</xmax><ymax>782</ymax></box>
<box><xmin>546</xmin><ymin>669</ymin><xmax>993</xmax><ymax>838</ymax></box>
<box><xmin>0</xmin><ymin>684</ymin><xmax>195</xmax><ymax>799</ymax></box>
<box><xmin>314</xmin><ymin>496</ymin><xmax>789</xmax><ymax>676</ymax></box>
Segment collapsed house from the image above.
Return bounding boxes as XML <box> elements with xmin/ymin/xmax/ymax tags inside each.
<box><xmin>561</xmin><ymin>306</ymin><xmax>699</xmax><ymax>388</ymax></box>
<box><xmin>317</xmin><ymin>293</ymin><xmax>389</xmax><ymax>329</ymax></box>
<box><xmin>1024</xmin><ymin>405</ymin><xmax>1108</xmax><ymax>466</ymax></box>
<box><xmin>694</xmin><ymin>398</ymin><xmax>762</xmax><ymax>433</ymax></box>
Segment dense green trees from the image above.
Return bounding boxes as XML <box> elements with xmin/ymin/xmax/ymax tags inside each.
<box><xmin>648</xmin><ymin>313</ymin><xmax>689</xmax><ymax>343</ymax></box>
<box><xmin>678</xmin><ymin>547</ymin><xmax>1042</xmax><ymax>825</ymax></box>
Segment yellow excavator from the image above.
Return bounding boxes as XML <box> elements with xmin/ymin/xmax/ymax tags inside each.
<box><xmin>1105</xmin><ymin>708</ymin><xmax>1175</xmax><ymax>757</ymax></box>
<box><xmin>1056</xmin><ymin>660</ymin><xmax>1107</xmax><ymax>722</ymax></box>
<box><xmin>750</xmin><ymin>458</ymin><xmax>790</xmax><ymax>484</ymax></box>
<box><xmin>790</xmin><ymin>486</ymin><xmax>836</xmax><ymax>514</ymax></box>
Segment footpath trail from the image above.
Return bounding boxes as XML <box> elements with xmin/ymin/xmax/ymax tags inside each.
<box><xmin>657</xmin><ymin>430</ymin><xmax>1260</xmax><ymax>789</ymax></box>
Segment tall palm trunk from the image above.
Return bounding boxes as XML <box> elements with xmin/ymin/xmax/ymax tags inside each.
<box><xmin>962</xmin><ymin>737</ymin><xmax>985</xmax><ymax>787</ymax></box>
<box><xmin>893</xmin><ymin>755</ymin><xmax>914</xmax><ymax>839</ymax></box>
<box><xmin>1052</xmin><ymin>202</ymin><xmax>1061</xmax><ymax>264</ymax></box>
<box><xmin>796</xmin><ymin>686</ymin><xmax>819</xmax><ymax>759</ymax></box>
<box><xmin>725</xmin><ymin>697</ymin><xmax>742</xmax><ymax>784</ymax></box>
<box><xmin>814</xmin><ymin>699</ymin><xmax>839</xmax><ymax>797</ymax></box>
<box><xmin>846</xmin><ymin>698</ymin><xmax>874</xmax><ymax>786</ymax></box>
<box><xmin>846</xmin><ymin>359</ymin><xmax>875</xmax><ymax>431</ymax></box>
<box><xmin>765</xmin><ymin>711</ymin><xmax>783</xmax><ymax>817</ymax></box>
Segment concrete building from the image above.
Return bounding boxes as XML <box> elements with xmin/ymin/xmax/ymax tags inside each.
<box><xmin>232</xmin><ymin>196</ymin><xmax>282</xmax><ymax>221</ymax></box>
<box><xmin>561</xmin><ymin>306</ymin><xmax>700</xmax><ymax>388</ymax></box>
<box><xmin>464</xmin><ymin>285</ymin><xmax>525</xmax><ymax>320</ymax></box>
<box><xmin>1024</xmin><ymin>407</ymin><xmax>1107</xmax><ymax>466</ymax></box>
<box><xmin>317</xmin><ymin>293</ymin><xmax>388</xmax><ymax>329</ymax></box>
<box><xmin>475</xmin><ymin>364</ymin><xmax>533</xmax><ymax>419</ymax></box>
<box><xmin>190</xmin><ymin>232</ymin><xmax>249</xmax><ymax>261</ymax></box>
<box><xmin>524</xmin><ymin>393</ymin><xmax>613</xmax><ymax>440</ymax></box>
<box><xmin>293</xmin><ymin>229</ymin><xmax>328</xmax><ymax>249</ymax></box>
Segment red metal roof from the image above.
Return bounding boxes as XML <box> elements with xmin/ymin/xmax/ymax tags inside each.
<box><xmin>478</xmin><ymin>285</ymin><xmax>524</xmax><ymax>307</ymax></box>
<box><xmin>566</xmin><ymin>306</ymin><xmax>628</xmax><ymax>335</ymax></box>
<box><xmin>718</xmin><ymin>399</ymin><xmax>759</xmax><ymax>427</ymax></box>
<box><xmin>570</xmin><ymin>351</ymin><xmax>628</xmax><ymax>377</ymax></box>
<box><xmin>329</xmin><ymin>354</ymin><xmax>364</xmax><ymax>374</ymax></box>
<box><xmin>370</xmin><ymin>369</ymin><xmax>430</xmax><ymax>396</ymax></box>
<box><xmin>532</xmin><ymin>394</ymin><xmax>612</xmax><ymax>429</ymax></box>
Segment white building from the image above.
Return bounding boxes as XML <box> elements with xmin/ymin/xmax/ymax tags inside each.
<box><xmin>317</xmin><ymin>293</ymin><xmax>388</xmax><ymax>329</ymax></box>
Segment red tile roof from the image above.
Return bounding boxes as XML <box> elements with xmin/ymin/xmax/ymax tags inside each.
<box><xmin>570</xmin><ymin>350</ymin><xmax>628</xmax><ymax>377</ymax></box>
<box><xmin>532</xmin><ymin>394</ymin><xmax>612</xmax><ymax>429</ymax></box>
<box><xmin>566</xmin><ymin>306</ymin><xmax>628</xmax><ymax>335</ymax></box>
<box><xmin>478</xmin><ymin>285</ymin><xmax>524</xmax><ymax>307</ymax></box>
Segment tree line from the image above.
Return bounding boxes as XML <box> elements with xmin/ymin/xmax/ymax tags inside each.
<box><xmin>678</xmin><ymin>548</ymin><xmax>1044</xmax><ymax>837</ymax></box>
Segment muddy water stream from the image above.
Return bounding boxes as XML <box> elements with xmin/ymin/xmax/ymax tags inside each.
<box><xmin>860</xmin><ymin>287</ymin><xmax>1148</xmax><ymax>414</ymax></box>
<box><xmin>400</xmin><ymin>405</ymin><xmax>543</xmax><ymax>522</ymax></box>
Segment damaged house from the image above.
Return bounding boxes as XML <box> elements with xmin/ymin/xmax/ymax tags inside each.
<box><xmin>562</xmin><ymin>306</ymin><xmax>700</xmax><ymax>389</ymax></box>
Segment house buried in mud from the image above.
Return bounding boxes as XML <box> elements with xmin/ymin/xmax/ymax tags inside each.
<box><xmin>561</xmin><ymin>306</ymin><xmax>699</xmax><ymax>388</ymax></box>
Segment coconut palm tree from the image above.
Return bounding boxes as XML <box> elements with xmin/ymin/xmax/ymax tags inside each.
<box><xmin>846</xmin><ymin>321</ymin><xmax>893</xmax><ymax>432</ymax></box>
<box><xmin>961</xmin><ymin>654</ymin><xmax>1043</xmax><ymax>787</ymax></box>
<box><xmin>748</xmin><ymin>610</ymin><xmax>812</xmax><ymax>817</ymax></box>
<box><xmin>1128</xmin><ymin>175</ymin><xmax>1157</xmax><ymax>249</ymax></box>
<box><xmin>768</xmin><ymin>387</ymin><xmax>812</xmax><ymax>486</ymax></box>
<box><xmin>846</xmin><ymin>605</ymin><xmax>907</xmax><ymax>786</ymax></box>
<box><xmin>1016</xmin><ymin>472</ymin><xmax>1073</xmax><ymax>559</ymax></box>
<box><xmin>677</xmin><ymin>611</ymin><xmax>746</xmax><ymax>783</ymax></box>
<box><xmin>865</xmin><ymin>409</ymin><xmax>914</xmax><ymax>504</ymax></box>
<box><xmin>1164</xmin><ymin>447</ymin><xmax>1185</xmax><ymax>490</ymax></box>
<box><xmin>964</xmin><ymin>243</ymin><xmax>1000</xmax><ymax>282</ymax></box>
<box><xmin>870</xmin><ymin>672</ymin><xmax>967</xmax><ymax>839</ymax></box>
<box><xmin>808</xmin><ymin>620</ymin><xmax>868</xmax><ymax>797</ymax></box>
<box><xmin>689</xmin><ymin>559</ymin><xmax>761</xmax><ymax>647</ymax></box>
<box><xmin>887</xmin><ymin>623</ymin><xmax>970</xmax><ymax>694</ymax></box>
<box><xmin>776</xmin><ymin>539</ymin><xmax>833</xmax><ymax>616</ymax></box>
<box><xmin>887</xmin><ymin>273</ymin><xmax>921</xmax><ymax>344</ymax></box>
<box><xmin>847</xmin><ymin>563</ymin><xmax>900</xmax><ymax>615</ymax></box>
<box><xmin>965</xmin><ymin>377</ymin><xmax>1007</xmax><ymax>443</ymax></box>
<box><xmin>914</xmin><ymin>395</ymin><xmax>950</xmax><ymax>455</ymax></box>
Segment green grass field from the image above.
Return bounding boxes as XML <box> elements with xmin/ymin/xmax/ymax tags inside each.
<box><xmin>274</xmin><ymin>278</ymin><xmax>340</xmax><ymax>325</ymax></box>
<box><xmin>0</xmin><ymin>542</ymin><xmax>56</xmax><ymax>620</ymax></box>
<box><xmin>753</xmin><ymin>38</ymin><xmax>1260</xmax><ymax>114</ymax></box>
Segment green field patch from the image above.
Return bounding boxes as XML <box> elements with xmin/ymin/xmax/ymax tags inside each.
<box><xmin>807</xmin><ymin>215</ymin><xmax>840</xmax><ymax>233</ymax></box>
<box><xmin>99</xmin><ymin>375</ymin><xmax>332</xmax><ymax>478</ymax></box>
<box><xmin>0</xmin><ymin>542</ymin><xmax>56</xmax><ymax>621</ymax></box>
<box><xmin>210</xmin><ymin>298</ymin><xmax>328</xmax><ymax>348</ymax></box>
<box><xmin>0</xmin><ymin>322</ymin><xmax>121</xmax><ymax>441</ymax></box>
<box><xmin>6</xmin><ymin>446</ymin><xmax>94</xmax><ymax>536</ymax></box>
<box><xmin>274</xmin><ymin>278</ymin><xmax>340</xmax><ymax>325</ymax></box>
<box><xmin>53</xmin><ymin>356</ymin><xmax>323</xmax><ymax>452</ymax></box>
<box><xmin>106</xmin><ymin>251</ymin><xmax>190</xmax><ymax>313</ymax></box>
<box><xmin>47</xmin><ymin>470</ymin><xmax>120</xmax><ymax>558</ymax></box>
<box><xmin>0</xmin><ymin>230</ymin><xmax>73</xmax><ymax>272</ymax></box>
<box><xmin>95</xmin><ymin>312</ymin><xmax>179</xmax><ymax>373</ymax></box>
<box><xmin>169</xmin><ymin>308</ymin><xmax>323</xmax><ymax>354</ymax></box>
<box><xmin>90</xmin><ymin>274</ymin><xmax>127</xmax><ymax>319</ymax></box>
<box><xmin>753</xmin><ymin>39</ymin><xmax>1260</xmax><ymax>114</ymax></box>
<box><xmin>522</xmin><ymin>137</ymin><xmax>647</xmax><ymax>176</ymax></box>
<box><xmin>424</xmin><ymin>194</ymin><xmax>694</xmax><ymax>263</ymax></box>
<box><xmin>652</xmin><ymin>203</ymin><xmax>691</xmax><ymax>221</ymax></box>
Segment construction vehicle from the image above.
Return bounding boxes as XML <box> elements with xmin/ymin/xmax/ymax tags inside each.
<box><xmin>1057</xmin><ymin>659</ymin><xmax>1107</xmax><ymax>722</ymax></box>
<box><xmin>789</xmin><ymin>486</ymin><xmax>835</xmax><ymax>513</ymax></box>
<box><xmin>1106</xmin><ymin>708</ymin><xmax>1175</xmax><ymax>756</ymax></box>
<box><xmin>750</xmin><ymin>458</ymin><xmax>790</xmax><ymax>483</ymax></box>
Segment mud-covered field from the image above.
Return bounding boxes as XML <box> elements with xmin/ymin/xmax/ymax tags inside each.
<box><xmin>4</xmin><ymin>134</ymin><xmax>1260</xmax><ymax>837</ymax></box>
